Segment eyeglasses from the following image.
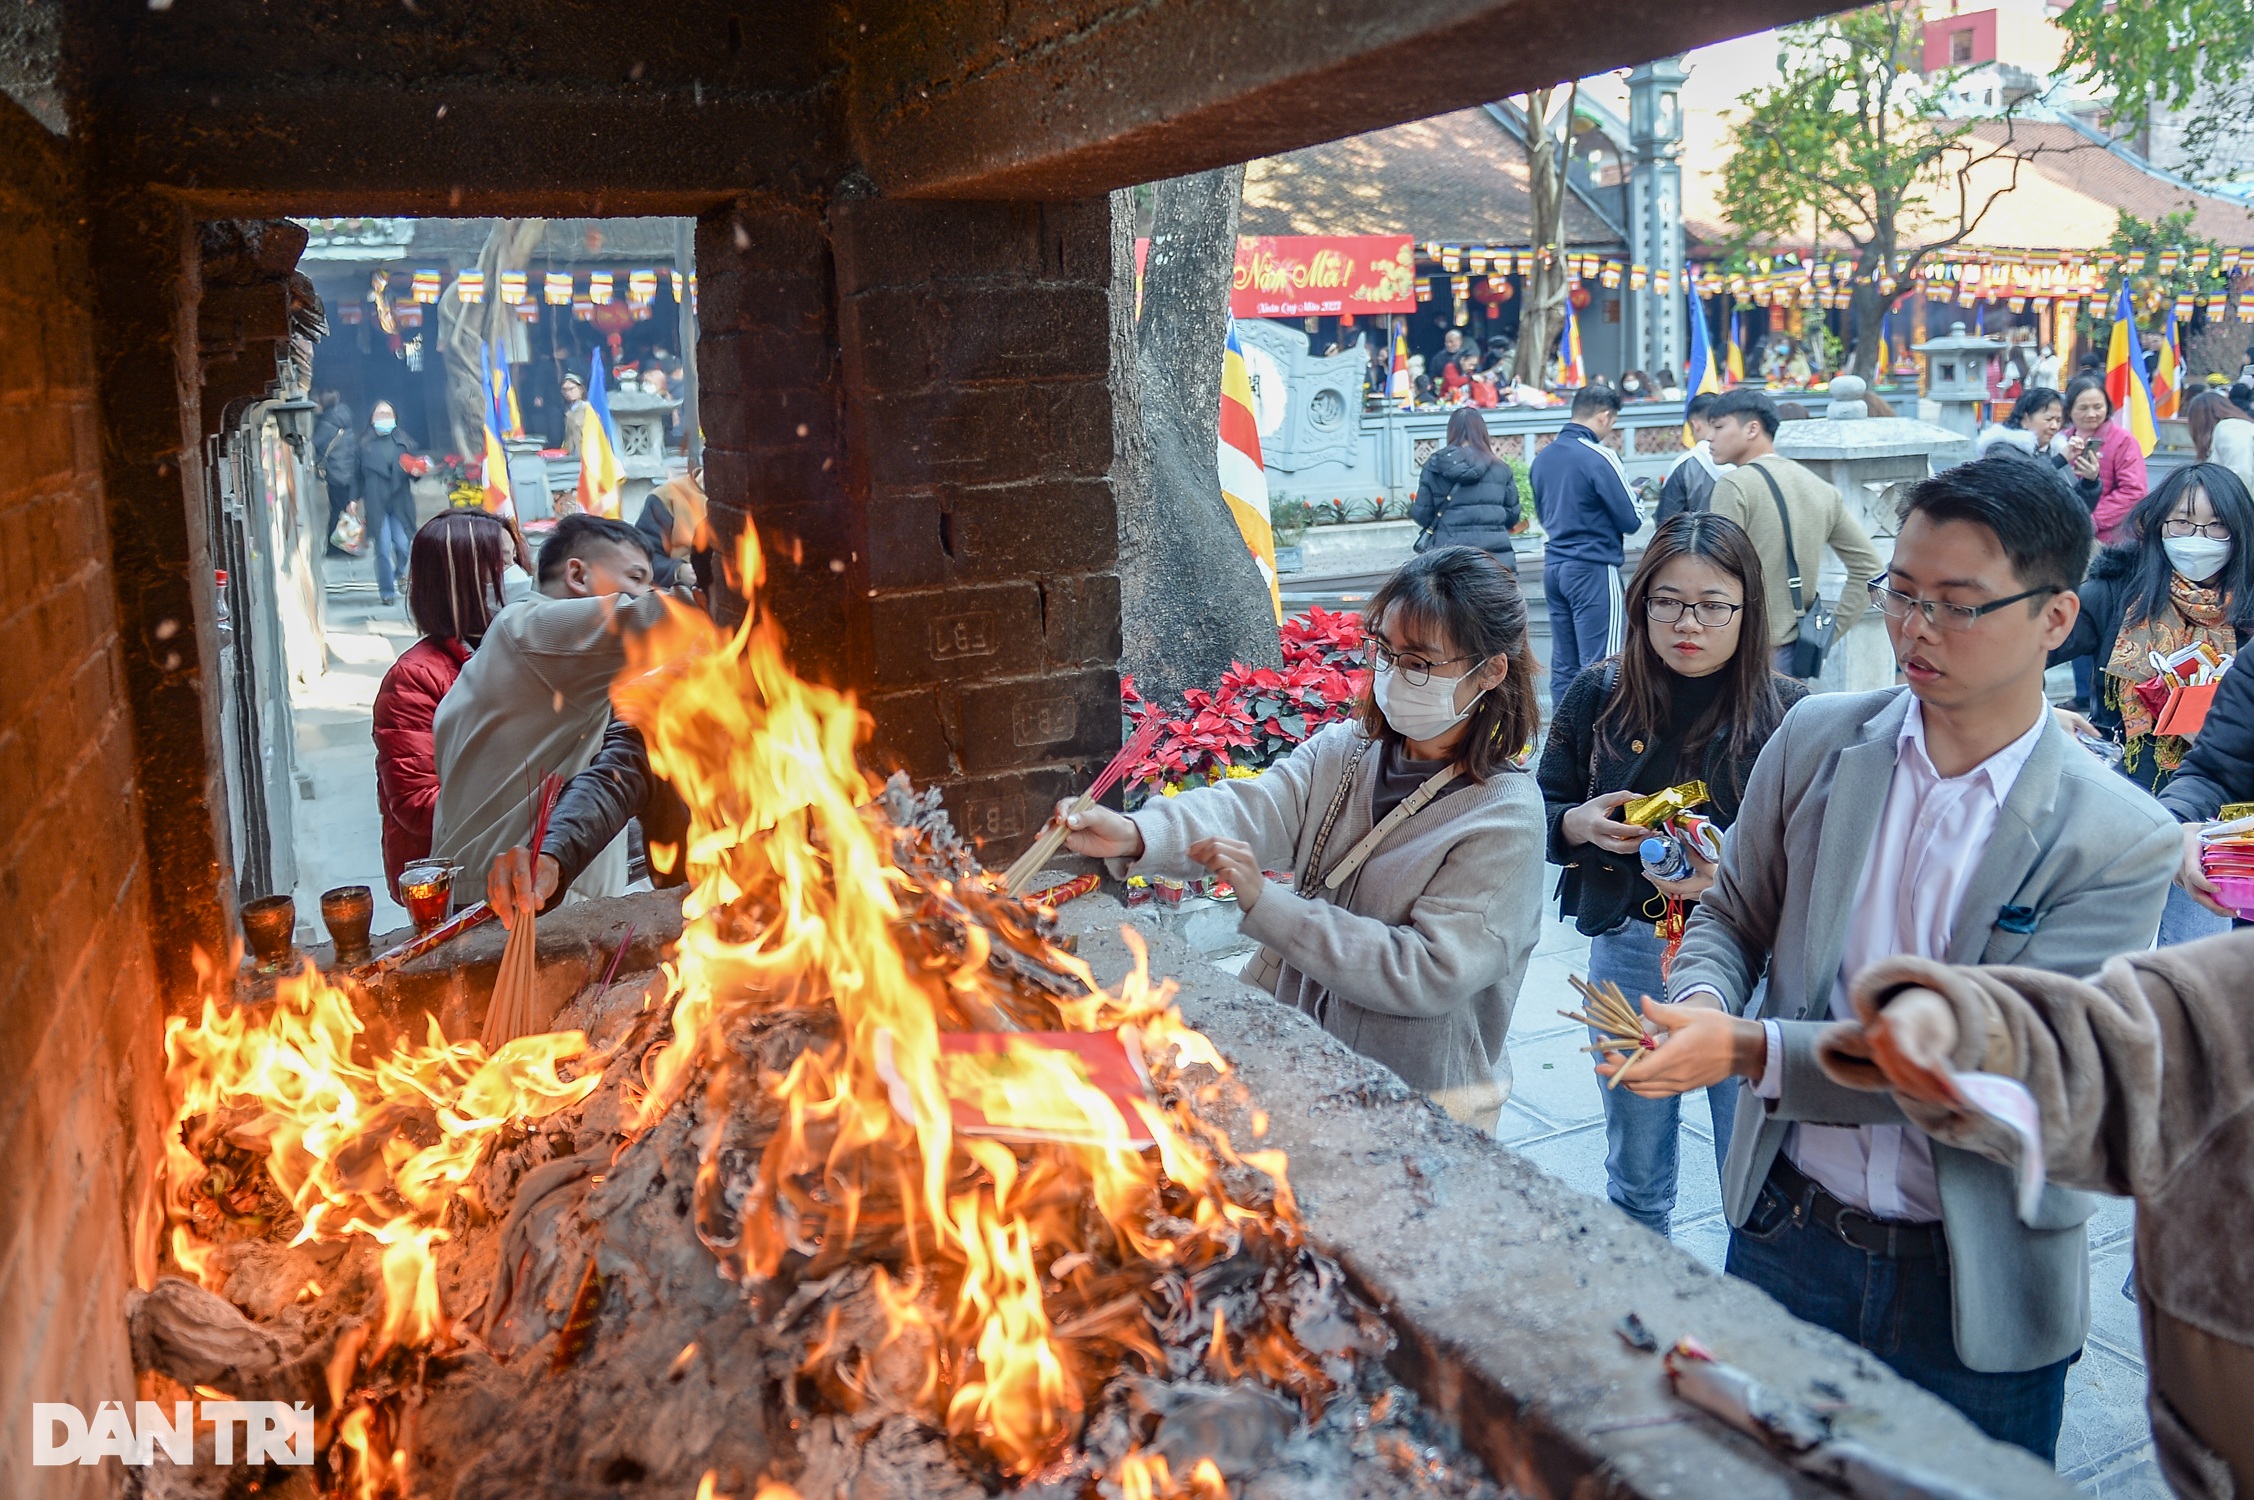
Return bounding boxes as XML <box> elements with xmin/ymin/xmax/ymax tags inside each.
<box><xmin>1866</xmin><ymin>578</ymin><xmax>2061</xmax><ymax>632</ymax></box>
<box><xmin>1366</xmin><ymin>640</ymin><xmax>1480</xmax><ymax>686</ymax></box>
<box><xmin>2162</xmin><ymin>518</ymin><xmax>2233</xmax><ymax>540</ymax></box>
<box><xmin>1645</xmin><ymin>596</ymin><xmax>1745</xmax><ymax>627</ymax></box>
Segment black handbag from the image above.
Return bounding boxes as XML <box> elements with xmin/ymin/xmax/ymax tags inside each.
<box><xmin>1753</xmin><ymin>461</ymin><xmax>1836</xmax><ymax>680</ymax></box>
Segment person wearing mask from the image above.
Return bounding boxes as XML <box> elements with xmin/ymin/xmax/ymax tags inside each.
<box><xmin>2185</xmin><ymin>388</ymin><xmax>2254</xmax><ymax>496</ymax></box>
<box><xmin>2052</xmin><ymin>463</ymin><xmax>2254</xmax><ymax>944</ymax></box>
<box><xmin>313</xmin><ymin>389</ymin><xmax>360</xmax><ymax>554</ymax></box>
<box><xmin>1530</xmin><ymin>384</ymin><xmax>1641</xmax><ymax>710</ymax></box>
<box><xmin>1973</xmin><ymin>386</ymin><xmax>2068</xmax><ymax>474</ymax></box>
<box><xmin>1597</xmin><ymin>456</ymin><xmax>2180</xmax><ymax>1458</ymax></box>
<box><xmin>357</xmin><ymin>401</ymin><xmax>427</xmax><ymax>606</ymax></box>
<box><xmin>1412</xmin><ymin>409</ymin><xmax>1522</xmax><ymax>570</ymax></box>
<box><xmin>430</xmin><ymin>514</ymin><xmax>679</xmax><ymax>907</ymax></box>
<box><xmin>372</xmin><ymin>511</ymin><xmax>530</xmax><ymax>898</ymax></box>
<box><xmin>2059</xmin><ymin>373</ymin><xmax>2148</xmax><ymax>543</ymax></box>
<box><xmin>1539</xmin><ymin>512</ymin><xmax>1804</xmax><ymax>1235</ymax></box>
<box><xmin>1656</xmin><ymin>392</ymin><xmax>1732</xmax><ymax>522</ymax></box>
<box><xmin>1061</xmin><ymin>546</ymin><xmax>1546</xmax><ymax>1131</ymax></box>
<box><xmin>1815</xmin><ymin>932</ymin><xmax>2254</xmax><ymax>1495</ymax></box>
<box><xmin>1704</xmin><ymin>388</ymin><xmax>1884</xmax><ymax>679</ymax></box>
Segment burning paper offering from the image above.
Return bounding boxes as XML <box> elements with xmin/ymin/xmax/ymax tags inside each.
<box><xmin>876</xmin><ymin>1027</ymin><xmax>1159</xmax><ymax>1148</ymax></box>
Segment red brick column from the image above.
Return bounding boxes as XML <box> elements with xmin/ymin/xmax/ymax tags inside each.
<box><xmin>700</xmin><ymin>195</ymin><xmax>1124</xmax><ymax>861</ymax></box>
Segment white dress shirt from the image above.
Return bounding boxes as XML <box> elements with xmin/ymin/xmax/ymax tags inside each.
<box><xmin>1752</xmin><ymin>699</ymin><xmax>2048</xmax><ymax>1221</ymax></box>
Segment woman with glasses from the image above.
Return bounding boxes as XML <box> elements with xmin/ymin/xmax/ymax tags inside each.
<box><xmin>1538</xmin><ymin>513</ymin><xmax>1803</xmax><ymax>1236</ymax></box>
<box><xmin>1061</xmin><ymin>546</ymin><xmax>1546</xmax><ymax>1132</ymax></box>
<box><xmin>2050</xmin><ymin>462</ymin><xmax>2254</xmax><ymax>944</ymax></box>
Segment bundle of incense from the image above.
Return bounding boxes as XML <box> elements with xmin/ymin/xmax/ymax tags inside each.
<box><xmin>1000</xmin><ymin>714</ymin><xmax>1167</xmax><ymax>897</ymax></box>
<box><xmin>1559</xmin><ymin>973</ymin><xmax>1660</xmax><ymax>1091</ymax></box>
<box><xmin>482</xmin><ymin>772</ymin><xmax>565</xmax><ymax>1050</ymax></box>
<box><xmin>349</xmin><ymin>901</ymin><xmax>495</xmax><ymax>983</ymax></box>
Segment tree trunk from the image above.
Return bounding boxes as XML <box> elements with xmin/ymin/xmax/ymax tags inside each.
<box><xmin>1514</xmin><ymin>83</ymin><xmax>1579</xmax><ymax>386</ymax></box>
<box><xmin>435</xmin><ymin>219</ymin><xmax>546</xmax><ymax>457</ymax></box>
<box><xmin>1111</xmin><ymin>166</ymin><xmax>1284</xmax><ymax>710</ymax></box>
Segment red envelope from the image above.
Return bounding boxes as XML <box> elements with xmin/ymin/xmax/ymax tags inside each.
<box><xmin>2155</xmin><ymin>682</ymin><xmax>2219</xmax><ymax>738</ymax></box>
<box><xmin>2131</xmin><ymin>674</ymin><xmax>2174</xmax><ymax>717</ymax></box>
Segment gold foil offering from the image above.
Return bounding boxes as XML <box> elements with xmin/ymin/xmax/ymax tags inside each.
<box><xmin>1621</xmin><ymin>780</ymin><xmax>1709</xmax><ymax>828</ymax></box>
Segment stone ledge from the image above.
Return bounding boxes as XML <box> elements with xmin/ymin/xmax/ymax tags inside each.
<box><xmin>1055</xmin><ymin>895</ymin><xmax>2075</xmax><ymax>1500</ymax></box>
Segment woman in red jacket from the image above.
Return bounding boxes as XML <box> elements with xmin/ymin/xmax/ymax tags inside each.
<box><xmin>2062</xmin><ymin>372</ymin><xmax>2150</xmax><ymax>542</ymax></box>
<box><xmin>374</xmin><ymin>510</ymin><xmax>520</xmax><ymax>897</ymax></box>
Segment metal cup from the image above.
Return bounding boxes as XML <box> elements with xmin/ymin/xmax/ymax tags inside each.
<box><xmin>240</xmin><ymin>894</ymin><xmax>297</xmax><ymax>973</ymax></box>
<box><xmin>320</xmin><ymin>884</ymin><xmax>375</xmax><ymax>965</ymax></box>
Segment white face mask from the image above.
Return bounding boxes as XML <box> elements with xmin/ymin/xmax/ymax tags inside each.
<box><xmin>2164</xmin><ymin>534</ymin><xmax>2233</xmax><ymax>583</ymax></box>
<box><xmin>1373</xmin><ymin>660</ymin><xmax>1487</xmax><ymax>742</ymax></box>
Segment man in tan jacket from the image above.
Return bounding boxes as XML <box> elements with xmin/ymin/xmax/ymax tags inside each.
<box><xmin>1706</xmin><ymin>388</ymin><xmax>1886</xmax><ymax>678</ymax></box>
<box><xmin>1819</xmin><ymin>932</ymin><xmax>2254</xmax><ymax>1498</ymax></box>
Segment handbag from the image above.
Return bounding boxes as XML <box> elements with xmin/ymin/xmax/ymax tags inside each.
<box><xmin>1413</xmin><ymin>472</ymin><xmax>1453</xmax><ymax>553</ymax></box>
<box><xmin>1753</xmin><ymin>461</ymin><xmax>1836</xmax><ymax>679</ymax></box>
<box><xmin>1239</xmin><ymin>739</ymin><xmax>1460</xmax><ymax>993</ymax></box>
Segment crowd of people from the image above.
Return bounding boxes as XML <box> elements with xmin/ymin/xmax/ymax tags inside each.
<box><xmin>328</xmin><ymin>351</ymin><xmax>2251</xmax><ymax>1486</ymax></box>
<box><xmin>1061</xmin><ymin>396</ymin><xmax>2249</xmax><ymax>1485</ymax></box>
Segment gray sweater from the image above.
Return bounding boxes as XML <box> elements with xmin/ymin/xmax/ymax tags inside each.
<box><xmin>1116</xmin><ymin>722</ymin><xmax>1545</xmax><ymax>1126</ymax></box>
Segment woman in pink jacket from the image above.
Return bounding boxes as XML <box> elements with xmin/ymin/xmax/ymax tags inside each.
<box><xmin>2062</xmin><ymin>373</ymin><xmax>2149</xmax><ymax>542</ymax></box>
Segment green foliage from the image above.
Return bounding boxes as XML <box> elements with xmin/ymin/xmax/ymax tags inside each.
<box><xmin>2055</xmin><ymin>0</ymin><xmax>2254</xmax><ymax>184</ymax></box>
<box><xmin>2077</xmin><ymin>210</ymin><xmax>2233</xmax><ymax>346</ymax></box>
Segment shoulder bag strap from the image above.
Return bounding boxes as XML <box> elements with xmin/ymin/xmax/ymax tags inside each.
<box><xmin>1300</xmin><ymin>738</ymin><xmax>1371</xmax><ymax>887</ymax></box>
<box><xmin>1320</xmin><ymin>760</ymin><xmax>1462</xmax><ymax>893</ymax></box>
<box><xmin>1752</xmin><ymin>461</ymin><xmax>1806</xmax><ymax>614</ymax></box>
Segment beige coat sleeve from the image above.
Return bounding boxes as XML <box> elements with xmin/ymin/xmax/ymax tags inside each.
<box><xmin>1832</xmin><ymin>933</ymin><xmax>2254</xmax><ymax>1199</ymax></box>
<box><xmin>1824</xmin><ymin>498</ymin><xmax>1885</xmax><ymax>636</ymax></box>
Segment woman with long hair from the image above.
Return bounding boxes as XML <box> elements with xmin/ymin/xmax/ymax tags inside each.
<box><xmin>1411</xmin><ymin>407</ymin><xmax>1524</xmax><ymax>569</ymax></box>
<box><xmin>2054</xmin><ymin>461</ymin><xmax>2254</xmax><ymax>944</ymax></box>
<box><xmin>2186</xmin><ymin>388</ymin><xmax>2254</xmax><ymax>498</ymax></box>
<box><xmin>2060</xmin><ymin>372</ymin><xmax>2149</xmax><ymax>542</ymax></box>
<box><xmin>373</xmin><ymin>510</ymin><xmax>525</xmax><ymax>897</ymax></box>
<box><xmin>1537</xmin><ymin>512</ymin><xmax>1805</xmax><ymax>1236</ymax></box>
<box><xmin>1063</xmin><ymin>546</ymin><xmax>1547</xmax><ymax>1131</ymax></box>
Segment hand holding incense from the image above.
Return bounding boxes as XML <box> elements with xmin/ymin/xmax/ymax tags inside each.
<box><xmin>1562</xmin><ymin>973</ymin><xmax>1662</xmax><ymax>1091</ymax></box>
<box><xmin>483</xmin><ymin>771</ymin><xmax>566</xmax><ymax>1050</ymax></box>
<box><xmin>1001</xmin><ymin>714</ymin><xmax>1167</xmax><ymax>897</ymax></box>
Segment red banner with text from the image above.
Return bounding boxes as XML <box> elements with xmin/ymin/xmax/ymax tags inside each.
<box><xmin>1229</xmin><ymin>236</ymin><xmax>1417</xmax><ymax>319</ymax></box>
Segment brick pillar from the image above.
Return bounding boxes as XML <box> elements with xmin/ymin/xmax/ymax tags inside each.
<box><xmin>701</xmin><ymin>195</ymin><xmax>1123</xmax><ymax>861</ymax></box>
<box><xmin>0</xmin><ymin>98</ymin><xmax>170</xmax><ymax>1490</ymax></box>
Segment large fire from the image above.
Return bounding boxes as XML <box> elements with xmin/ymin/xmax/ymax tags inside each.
<box><xmin>159</xmin><ymin>531</ymin><xmax>1476</xmax><ymax>1498</ymax></box>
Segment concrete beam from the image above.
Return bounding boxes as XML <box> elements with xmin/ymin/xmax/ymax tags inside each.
<box><xmin>849</xmin><ymin>0</ymin><xmax>1850</xmax><ymax>200</ymax></box>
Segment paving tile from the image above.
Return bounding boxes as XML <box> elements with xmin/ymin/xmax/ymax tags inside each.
<box><xmin>1531</xmin><ymin>909</ymin><xmax>1591</xmax><ymax>959</ymax></box>
<box><xmin>1511</xmin><ymin>1121</ymin><xmax>1617</xmax><ymax>1206</ymax></box>
<box><xmin>1491</xmin><ymin>1100</ymin><xmax>1558</xmax><ymax>1146</ymax></box>
<box><xmin>2087</xmin><ymin>1243</ymin><xmax>2147</xmax><ymax>1363</ymax></box>
<box><xmin>2087</xmin><ymin>1192</ymin><xmax>2137</xmax><ymax>1252</ymax></box>
<box><xmin>1510</xmin><ymin>952</ymin><xmax>1593</xmax><ymax>1040</ymax></box>
<box><xmin>1503</xmin><ymin>1028</ymin><xmax>1613</xmax><ymax>1131</ymax></box>
<box><xmin>2069</xmin><ymin>1447</ymin><xmax>2169</xmax><ymax>1500</ymax></box>
<box><xmin>2055</xmin><ymin>1342</ymin><xmax>2158</xmax><ymax>1479</ymax></box>
<box><xmin>1672</xmin><ymin>1213</ymin><xmax>1732</xmax><ymax>1274</ymax></box>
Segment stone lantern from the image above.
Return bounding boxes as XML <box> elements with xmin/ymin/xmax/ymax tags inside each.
<box><xmin>1909</xmin><ymin>321</ymin><xmax>2003</xmax><ymax>440</ymax></box>
<box><xmin>606</xmin><ymin>386</ymin><xmax>684</xmax><ymax>512</ymax></box>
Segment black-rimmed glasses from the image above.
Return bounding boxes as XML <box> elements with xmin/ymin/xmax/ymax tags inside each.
<box><xmin>1645</xmin><ymin>597</ymin><xmax>1745</xmax><ymax>627</ymax></box>
<box><xmin>1866</xmin><ymin>578</ymin><xmax>2060</xmax><ymax>632</ymax></box>
<box><xmin>1365</xmin><ymin>640</ymin><xmax>1480</xmax><ymax>686</ymax></box>
<box><xmin>2161</xmin><ymin>518</ymin><xmax>2233</xmax><ymax>540</ymax></box>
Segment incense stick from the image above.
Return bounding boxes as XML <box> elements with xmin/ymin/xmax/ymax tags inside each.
<box><xmin>1001</xmin><ymin>715</ymin><xmax>1167</xmax><ymax>896</ymax></box>
<box><xmin>483</xmin><ymin>772</ymin><xmax>565</xmax><ymax>1050</ymax></box>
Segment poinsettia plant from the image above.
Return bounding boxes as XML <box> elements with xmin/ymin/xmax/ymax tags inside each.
<box><xmin>1122</xmin><ymin>606</ymin><xmax>1368</xmax><ymax>802</ymax></box>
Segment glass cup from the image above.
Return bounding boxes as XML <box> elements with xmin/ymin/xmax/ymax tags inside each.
<box><xmin>398</xmin><ymin>861</ymin><xmax>457</xmax><ymax>934</ymax></box>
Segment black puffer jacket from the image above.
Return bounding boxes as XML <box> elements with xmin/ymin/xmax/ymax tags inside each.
<box><xmin>2048</xmin><ymin>544</ymin><xmax>2144</xmax><ymax>737</ymax></box>
<box><xmin>1537</xmin><ymin>659</ymin><xmax>1807</xmax><ymax>936</ymax></box>
<box><xmin>1412</xmin><ymin>446</ymin><xmax>1521</xmax><ymax>564</ymax></box>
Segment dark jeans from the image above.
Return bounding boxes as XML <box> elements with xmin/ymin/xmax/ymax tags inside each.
<box><xmin>1544</xmin><ymin>557</ymin><xmax>1622</xmax><ymax>712</ymax></box>
<box><xmin>1727</xmin><ymin>1172</ymin><xmax>2071</xmax><ymax>1461</ymax></box>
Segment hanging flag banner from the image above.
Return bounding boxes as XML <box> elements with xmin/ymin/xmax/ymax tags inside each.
<box><xmin>543</xmin><ymin>271</ymin><xmax>573</xmax><ymax>306</ymax></box>
<box><xmin>1219</xmin><ymin>321</ymin><xmax>1280</xmax><ymax>621</ymax></box>
<box><xmin>1227</xmin><ymin>235</ymin><xmax>1417</xmax><ymax>319</ymax></box>
<box><xmin>577</xmin><ymin>349</ymin><xmax>627</xmax><ymax>520</ymax></box>
<box><xmin>589</xmin><ymin>271</ymin><xmax>614</xmax><ymax>305</ymax></box>
<box><xmin>499</xmin><ymin>270</ymin><xmax>528</xmax><ymax>304</ymax></box>
<box><xmin>455</xmin><ymin>270</ymin><xmax>485</xmax><ymax>305</ymax></box>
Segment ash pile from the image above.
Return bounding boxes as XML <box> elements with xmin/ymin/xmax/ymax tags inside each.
<box><xmin>144</xmin><ymin>780</ymin><xmax>1499</xmax><ymax>1500</ymax></box>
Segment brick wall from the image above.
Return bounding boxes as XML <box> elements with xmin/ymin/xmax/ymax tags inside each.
<box><xmin>701</xmin><ymin>195</ymin><xmax>1124</xmax><ymax>861</ymax></box>
<box><xmin>0</xmin><ymin>99</ymin><xmax>170</xmax><ymax>1492</ymax></box>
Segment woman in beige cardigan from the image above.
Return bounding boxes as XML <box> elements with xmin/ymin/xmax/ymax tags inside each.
<box><xmin>1818</xmin><ymin>931</ymin><xmax>2254</xmax><ymax>1498</ymax></box>
<box><xmin>1064</xmin><ymin>547</ymin><xmax>1547</xmax><ymax>1131</ymax></box>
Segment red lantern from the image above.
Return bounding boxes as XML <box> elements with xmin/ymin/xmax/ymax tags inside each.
<box><xmin>1569</xmin><ymin>283</ymin><xmax>1593</xmax><ymax>311</ymax></box>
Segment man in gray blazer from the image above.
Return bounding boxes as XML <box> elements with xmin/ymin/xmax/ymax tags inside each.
<box><xmin>1600</xmin><ymin>457</ymin><xmax>2179</xmax><ymax>1458</ymax></box>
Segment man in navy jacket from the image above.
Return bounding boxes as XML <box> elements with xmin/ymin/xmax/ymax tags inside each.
<box><xmin>1530</xmin><ymin>385</ymin><xmax>1641</xmax><ymax>710</ymax></box>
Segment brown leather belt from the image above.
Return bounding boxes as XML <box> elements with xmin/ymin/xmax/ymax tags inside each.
<box><xmin>1770</xmin><ymin>1154</ymin><xmax>1948</xmax><ymax>1262</ymax></box>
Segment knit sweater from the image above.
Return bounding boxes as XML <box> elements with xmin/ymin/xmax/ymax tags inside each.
<box><xmin>1115</xmin><ymin>721</ymin><xmax>1545</xmax><ymax>1127</ymax></box>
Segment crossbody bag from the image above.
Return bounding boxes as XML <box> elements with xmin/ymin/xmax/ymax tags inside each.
<box><xmin>1239</xmin><ymin>740</ymin><xmax>1461</xmax><ymax>993</ymax></box>
<box><xmin>1753</xmin><ymin>461</ymin><xmax>1836</xmax><ymax>679</ymax></box>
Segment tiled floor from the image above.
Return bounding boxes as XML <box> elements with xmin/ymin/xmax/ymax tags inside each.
<box><xmin>1502</xmin><ymin>906</ymin><xmax>2160</xmax><ymax>1495</ymax></box>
